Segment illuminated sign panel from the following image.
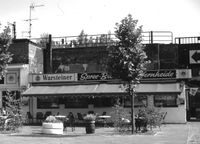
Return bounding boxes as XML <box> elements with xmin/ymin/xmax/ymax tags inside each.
<box><xmin>32</xmin><ymin>73</ymin><xmax>77</xmax><ymax>82</ymax></box>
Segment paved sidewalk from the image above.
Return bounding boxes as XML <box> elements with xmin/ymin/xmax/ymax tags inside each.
<box><xmin>187</xmin><ymin>122</ymin><xmax>200</xmax><ymax>144</ymax></box>
<box><xmin>0</xmin><ymin>122</ymin><xmax>199</xmax><ymax>144</ymax></box>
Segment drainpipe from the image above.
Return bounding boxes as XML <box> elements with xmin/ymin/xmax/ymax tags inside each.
<box><xmin>49</xmin><ymin>34</ymin><xmax>52</xmax><ymax>73</ymax></box>
<box><xmin>150</xmin><ymin>31</ymin><xmax>153</xmax><ymax>44</ymax></box>
<box><xmin>45</xmin><ymin>34</ymin><xmax>52</xmax><ymax>73</ymax></box>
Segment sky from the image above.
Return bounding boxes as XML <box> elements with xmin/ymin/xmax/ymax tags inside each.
<box><xmin>0</xmin><ymin>0</ymin><xmax>200</xmax><ymax>40</ymax></box>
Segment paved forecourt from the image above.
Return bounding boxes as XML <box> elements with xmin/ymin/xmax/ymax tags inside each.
<box><xmin>0</xmin><ymin>123</ymin><xmax>199</xmax><ymax>144</ymax></box>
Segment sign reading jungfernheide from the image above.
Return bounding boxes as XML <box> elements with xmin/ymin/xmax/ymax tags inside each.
<box><xmin>143</xmin><ymin>70</ymin><xmax>176</xmax><ymax>79</ymax></box>
<box><xmin>31</xmin><ymin>73</ymin><xmax>77</xmax><ymax>83</ymax></box>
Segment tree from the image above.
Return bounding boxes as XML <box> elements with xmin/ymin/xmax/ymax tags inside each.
<box><xmin>37</xmin><ymin>33</ymin><xmax>50</xmax><ymax>48</ymax></box>
<box><xmin>77</xmin><ymin>30</ymin><xmax>88</xmax><ymax>46</ymax></box>
<box><xmin>0</xmin><ymin>23</ymin><xmax>13</xmax><ymax>78</ymax></box>
<box><xmin>107</xmin><ymin>14</ymin><xmax>149</xmax><ymax>134</ymax></box>
<box><xmin>2</xmin><ymin>90</ymin><xmax>24</xmax><ymax>131</ymax></box>
<box><xmin>0</xmin><ymin>23</ymin><xmax>20</xmax><ymax>132</ymax></box>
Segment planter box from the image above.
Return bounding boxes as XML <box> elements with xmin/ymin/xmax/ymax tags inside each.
<box><xmin>42</xmin><ymin>122</ymin><xmax>63</xmax><ymax>135</ymax></box>
<box><xmin>85</xmin><ymin>121</ymin><xmax>95</xmax><ymax>134</ymax></box>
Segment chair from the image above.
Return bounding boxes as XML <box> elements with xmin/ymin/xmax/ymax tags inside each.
<box><xmin>88</xmin><ymin>111</ymin><xmax>94</xmax><ymax>114</ymax></box>
<box><xmin>156</xmin><ymin>112</ymin><xmax>168</xmax><ymax>130</ymax></box>
<box><xmin>102</xmin><ymin>111</ymin><xmax>106</xmax><ymax>116</ymax></box>
<box><xmin>36</xmin><ymin>112</ymin><xmax>44</xmax><ymax>123</ymax></box>
<box><xmin>44</xmin><ymin>111</ymin><xmax>52</xmax><ymax>119</ymax></box>
<box><xmin>161</xmin><ymin>112</ymin><xmax>167</xmax><ymax>124</ymax></box>
<box><xmin>77</xmin><ymin>113</ymin><xmax>84</xmax><ymax>121</ymax></box>
<box><xmin>96</xmin><ymin>112</ymin><xmax>108</xmax><ymax>127</ymax></box>
<box><xmin>26</xmin><ymin>112</ymin><xmax>33</xmax><ymax>124</ymax></box>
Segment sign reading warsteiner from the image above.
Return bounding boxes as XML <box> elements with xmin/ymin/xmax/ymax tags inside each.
<box><xmin>32</xmin><ymin>73</ymin><xmax>77</xmax><ymax>83</ymax></box>
<box><xmin>78</xmin><ymin>73</ymin><xmax>112</xmax><ymax>81</ymax></box>
<box><xmin>142</xmin><ymin>70</ymin><xmax>176</xmax><ymax>79</ymax></box>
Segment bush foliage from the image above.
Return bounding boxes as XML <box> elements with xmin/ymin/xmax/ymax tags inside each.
<box><xmin>111</xmin><ymin>102</ymin><xmax>165</xmax><ymax>133</ymax></box>
<box><xmin>110</xmin><ymin>103</ymin><xmax>131</xmax><ymax>132</ymax></box>
<box><xmin>84</xmin><ymin>114</ymin><xmax>96</xmax><ymax>121</ymax></box>
<box><xmin>137</xmin><ymin>107</ymin><xmax>164</xmax><ymax>130</ymax></box>
<box><xmin>44</xmin><ymin>116</ymin><xmax>62</xmax><ymax>123</ymax></box>
<box><xmin>0</xmin><ymin>90</ymin><xmax>24</xmax><ymax>132</ymax></box>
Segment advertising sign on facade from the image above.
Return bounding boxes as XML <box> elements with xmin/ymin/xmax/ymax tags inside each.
<box><xmin>143</xmin><ymin>70</ymin><xmax>176</xmax><ymax>79</ymax></box>
<box><xmin>78</xmin><ymin>73</ymin><xmax>112</xmax><ymax>81</ymax></box>
<box><xmin>29</xmin><ymin>45</ymin><xmax>44</xmax><ymax>74</ymax></box>
<box><xmin>189</xmin><ymin>50</ymin><xmax>200</xmax><ymax>64</ymax></box>
<box><xmin>32</xmin><ymin>73</ymin><xmax>77</xmax><ymax>83</ymax></box>
<box><xmin>30</xmin><ymin>69</ymin><xmax>191</xmax><ymax>83</ymax></box>
<box><xmin>143</xmin><ymin>69</ymin><xmax>191</xmax><ymax>79</ymax></box>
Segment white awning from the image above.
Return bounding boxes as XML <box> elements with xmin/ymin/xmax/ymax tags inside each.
<box><xmin>136</xmin><ymin>83</ymin><xmax>181</xmax><ymax>93</ymax></box>
<box><xmin>22</xmin><ymin>83</ymin><xmax>181</xmax><ymax>96</ymax></box>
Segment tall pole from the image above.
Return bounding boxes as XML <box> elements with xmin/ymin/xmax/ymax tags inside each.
<box><xmin>158</xmin><ymin>44</ymin><xmax>160</xmax><ymax>69</ymax></box>
<box><xmin>130</xmin><ymin>82</ymin><xmax>135</xmax><ymax>134</ymax></box>
<box><xmin>28</xmin><ymin>3</ymin><xmax>44</xmax><ymax>39</ymax></box>
<box><xmin>13</xmin><ymin>22</ymin><xmax>16</xmax><ymax>39</ymax></box>
<box><xmin>8</xmin><ymin>22</ymin><xmax>16</xmax><ymax>39</ymax></box>
<box><xmin>28</xmin><ymin>4</ymin><xmax>32</xmax><ymax>39</ymax></box>
<box><xmin>49</xmin><ymin>34</ymin><xmax>52</xmax><ymax>73</ymax></box>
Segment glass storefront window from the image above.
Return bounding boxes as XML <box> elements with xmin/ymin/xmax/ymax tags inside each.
<box><xmin>37</xmin><ymin>96</ymin><xmax>120</xmax><ymax>109</ymax></box>
<box><xmin>37</xmin><ymin>97</ymin><xmax>89</xmax><ymax>109</ymax></box>
<box><xmin>37</xmin><ymin>97</ymin><xmax>59</xmax><ymax>109</ymax></box>
<box><xmin>65</xmin><ymin>97</ymin><xmax>88</xmax><ymax>108</ymax></box>
<box><xmin>93</xmin><ymin>97</ymin><xmax>115</xmax><ymax>107</ymax></box>
<box><xmin>154</xmin><ymin>94</ymin><xmax>177</xmax><ymax>107</ymax></box>
<box><xmin>124</xmin><ymin>95</ymin><xmax>147</xmax><ymax>108</ymax></box>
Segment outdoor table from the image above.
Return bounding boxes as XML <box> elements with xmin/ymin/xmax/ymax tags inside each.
<box><xmin>55</xmin><ymin>115</ymin><xmax>66</xmax><ymax>118</ymax></box>
<box><xmin>55</xmin><ymin>115</ymin><xmax>68</xmax><ymax>121</ymax></box>
<box><xmin>55</xmin><ymin>115</ymin><xmax>68</xmax><ymax>129</ymax></box>
<box><xmin>98</xmin><ymin>115</ymin><xmax>111</xmax><ymax>119</ymax></box>
<box><xmin>98</xmin><ymin>115</ymin><xmax>111</xmax><ymax>127</ymax></box>
<box><xmin>121</xmin><ymin>118</ymin><xmax>130</xmax><ymax>123</ymax></box>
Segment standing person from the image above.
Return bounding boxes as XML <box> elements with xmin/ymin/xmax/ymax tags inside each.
<box><xmin>68</xmin><ymin>112</ymin><xmax>75</xmax><ymax>132</ymax></box>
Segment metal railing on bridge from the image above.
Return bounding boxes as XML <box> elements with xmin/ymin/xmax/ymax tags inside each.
<box><xmin>31</xmin><ymin>31</ymin><xmax>173</xmax><ymax>49</ymax></box>
<box><xmin>175</xmin><ymin>36</ymin><xmax>200</xmax><ymax>44</ymax></box>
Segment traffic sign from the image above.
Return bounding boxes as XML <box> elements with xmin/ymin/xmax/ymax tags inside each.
<box><xmin>190</xmin><ymin>50</ymin><xmax>200</xmax><ymax>64</ymax></box>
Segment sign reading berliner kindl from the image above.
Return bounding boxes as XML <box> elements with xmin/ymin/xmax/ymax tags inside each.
<box><xmin>31</xmin><ymin>73</ymin><xmax>77</xmax><ymax>83</ymax></box>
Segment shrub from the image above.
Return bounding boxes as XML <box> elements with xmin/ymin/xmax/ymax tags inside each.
<box><xmin>1</xmin><ymin>90</ymin><xmax>25</xmax><ymax>132</ymax></box>
<box><xmin>83</xmin><ymin>114</ymin><xmax>96</xmax><ymax>121</ymax></box>
<box><xmin>137</xmin><ymin>107</ymin><xmax>163</xmax><ymax>130</ymax></box>
<box><xmin>44</xmin><ymin>116</ymin><xmax>62</xmax><ymax>123</ymax></box>
<box><xmin>111</xmin><ymin>103</ymin><xmax>163</xmax><ymax>133</ymax></box>
<box><xmin>110</xmin><ymin>103</ymin><xmax>131</xmax><ymax>132</ymax></box>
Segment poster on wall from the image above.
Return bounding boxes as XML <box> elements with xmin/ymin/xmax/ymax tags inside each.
<box><xmin>6</xmin><ymin>73</ymin><xmax>17</xmax><ymax>84</ymax></box>
<box><xmin>29</xmin><ymin>45</ymin><xmax>43</xmax><ymax>73</ymax></box>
